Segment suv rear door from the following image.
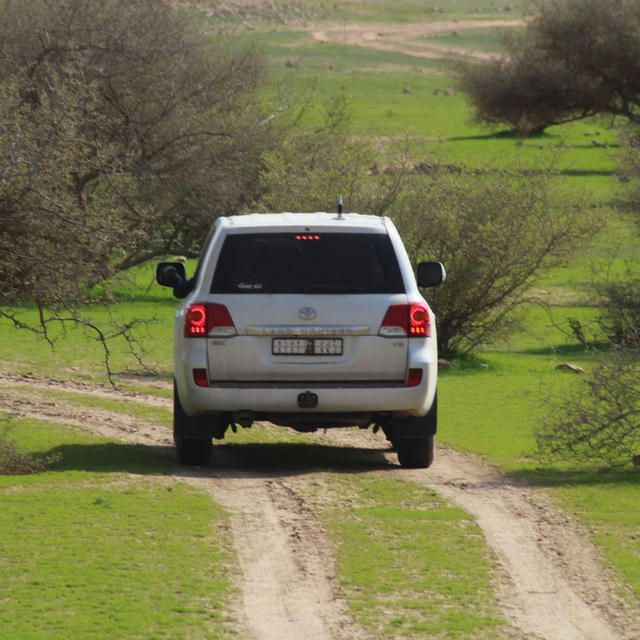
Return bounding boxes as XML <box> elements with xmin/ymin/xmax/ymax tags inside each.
<box><xmin>204</xmin><ymin>231</ymin><xmax>410</xmax><ymax>383</ymax></box>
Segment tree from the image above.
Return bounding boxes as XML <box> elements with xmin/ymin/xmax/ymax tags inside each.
<box><xmin>0</xmin><ymin>0</ymin><xmax>271</xmax><ymax>314</ymax></box>
<box><xmin>457</xmin><ymin>0</ymin><xmax>640</xmax><ymax>134</ymax></box>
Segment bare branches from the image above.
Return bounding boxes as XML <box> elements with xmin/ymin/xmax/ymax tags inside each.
<box><xmin>0</xmin><ymin>0</ymin><xmax>271</xmax><ymax>308</ymax></box>
<box><xmin>0</xmin><ymin>305</ymin><xmax>156</xmax><ymax>385</ymax></box>
<box><xmin>538</xmin><ymin>343</ymin><xmax>640</xmax><ymax>469</ymax></box>
<box><xmin>392</xmin><ymin>164</ymin><xmax>600</xmax><ymax>355</ymax></box>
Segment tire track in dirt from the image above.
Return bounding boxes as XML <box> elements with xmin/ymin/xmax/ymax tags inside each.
<box><xmin>182</xmin><ymin>469</ymin><xmax>361</xmax><ymax>640</ymax></box>
<box><xmin>410</xmin><ymin>451</ymin><xmax>631</xmax><ymax>640</ymax></box>
<box><xmin>1</xmin><ymin>375</ymin><xmax>637</xmax><ymax>640</ymax></box>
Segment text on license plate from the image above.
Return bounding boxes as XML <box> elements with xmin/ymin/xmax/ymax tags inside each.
<box><xmin>272</xmin><ymin>338</ymin><xmax>343</xmax><ymax>355</ymax></box>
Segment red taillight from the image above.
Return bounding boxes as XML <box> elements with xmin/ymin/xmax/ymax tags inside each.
<box><xmin>192</xmin><ymin>368</ymin><xmax>209</xmax><ymax>387</ymax></box>
<box><xmin>379</xmin><ymin>303</ymin><xmax>430</xmax><ymax>337</ymax></box>
<box><xmin>184</xmin><ymin>303</ymin><xmax>236</xmax><ymax>338</ymax></box>
<box><xmin>407</xmin><ymin>368</ymin><xmax>423</xmax><ymax>387</ymax></box>
<box><xmin>185</xmin><ymin>304</ymin><xmax>207</xmax><ymax>336</ymax></box>
<box><xmin>408</xmin><ymin>305</ymin><xmax>429</xmax><ymax>336</ymax></box>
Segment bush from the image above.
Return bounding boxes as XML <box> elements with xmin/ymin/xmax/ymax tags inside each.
<box><xmin>537</xmin><ymin>344</ymin><xmax>640</xmax><ymax>469</ymax></box>
<box><xmin>595</xmin><ymin>268</ymin><xmax>640</xmax><ymax>344</ymax></box>
<box><xmin>391</xmin><ymin>165</ymin><xmax>598</xmax><ymax>355</ymax></box>
<box><xmin>251</xmin><ymin>96</ymin><xmax>378</xmax><ymax>214</ymax></box>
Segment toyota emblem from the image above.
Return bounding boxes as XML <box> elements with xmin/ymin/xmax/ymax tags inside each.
<box><xmin>298</xmin><ymin>307</ymin><xmax>317</xmax><ymax>321</ymax></box>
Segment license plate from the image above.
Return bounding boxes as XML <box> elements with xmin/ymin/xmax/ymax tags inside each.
<box><xmin>272</xmin><ymin>338</ymin><xmax>343</xmax><ymax>356</ymax></box>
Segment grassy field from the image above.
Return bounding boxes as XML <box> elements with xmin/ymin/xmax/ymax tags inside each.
<box><xmin>0</xmin><ymin>418</ymin><xmax>235</xmax><ymax>640</ymax></box>
<box><xmin>1</xmin><ymin>0</ymin><xmax>639</xmax><ymax>637</ymax></box>
<box><xmin>318</xmin><ymin>476</ymin><xmax>511</xmax><ymax>638</ymax></box>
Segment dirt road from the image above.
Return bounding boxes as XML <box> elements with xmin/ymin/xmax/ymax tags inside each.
<box><xmin>306</xmin><ymin>20</ymin><xmax>523</xmax><ymax>61</ymax></box>
<box><xmin>1</xmin><ymin>373</ymin><xmax>637</xmax><ymax>640</ymax></box>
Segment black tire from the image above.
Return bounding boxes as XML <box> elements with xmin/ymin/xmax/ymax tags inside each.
<box><xmin>173</xmin><ymin>382</ymin><xmax>213</xmax><ymax>466</ymax></box>
<box><xmin>175</xmin><ymin>435</ymin><xmax>212</xmax><ymax>466</ymax></box>
<box><xmin>396</xmin><ymin>435</ymin><xmax>434</xmax><ymax>469</ymax></box>
<box><xmin>381</xmin><ymin>424</ymin><xmax>398</xmax><ymax>450</ymax></box>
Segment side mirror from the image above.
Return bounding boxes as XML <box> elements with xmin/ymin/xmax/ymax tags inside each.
<box><xmin>417</xmin><ymin>261</ymin><xmax>446</xmax><ymax>288</ymax></box>
<box><xmin>156</xmin><ymin>262</ymin><xmax>186</xmax><ymax>288</ymax></box>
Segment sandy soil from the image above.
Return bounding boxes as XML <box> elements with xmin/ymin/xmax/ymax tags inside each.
<box><xmin>1</xmin><ymin>373</ymin><xmax>637</xmax><ymax>640</ymax></box>
<box><xmin>307</xmin><ymin>20</ymin><xmax>523</xmax><ymax>61</ymax></box>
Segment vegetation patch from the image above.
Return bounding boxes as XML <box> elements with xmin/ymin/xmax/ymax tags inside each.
<box><xmin>0</xmin><ymin>418</ymin><xmax>236</xmax><ymax>640</ymax></box>
<box><xmin>317</xmin><ymin>476</ymin><xmax>514</xmax><ymax>639</ymax></box>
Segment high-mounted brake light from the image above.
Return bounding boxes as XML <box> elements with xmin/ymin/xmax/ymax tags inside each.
<box><xmin>379</xmin><ymin>303</ymin><xmax>430</xmax><ymax>337</ymax></box>
<box><xmin>184</xmin><ymin>303</ymin><xmax>237</xmax><ymax>338</ymax></box>
<box><xmin>295</xmin><ymin>234</ymin><xmax>321</xmax><ymax>241</ymax></box>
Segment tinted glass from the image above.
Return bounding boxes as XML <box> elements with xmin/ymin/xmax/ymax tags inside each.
<box><xmin>210</xmin><ymin>233</ymin><xmax>405</xmax><ymax>294</ymax></box>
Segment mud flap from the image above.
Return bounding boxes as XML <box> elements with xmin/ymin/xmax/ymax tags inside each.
<box><xmin>174</xmin><ymin>414</ymin><xmax>228</xmax><ymax>440</ymax></box>
<box><xmin>393</xmin><ymin>394</ymin><xmax>437</xmax><ymax>438</ymax></box>
<box><xmin>173</xmin><ymin>381</ymin><xmax>228</xmax><ymax>440</ymax></box>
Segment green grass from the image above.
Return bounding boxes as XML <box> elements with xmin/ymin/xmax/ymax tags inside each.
<box><xmin>0</xmin><ymin>417</ymin><xmax>171</xmax><ymax>485</ymax></box>
<box><xmin>0</xmin><ymin>418</ymin><xmax>236</xmax><ymax>640</ymax></box>
<box><xmin>318</xmin><ymin>475</ymin><xmax>516</xmax><ymax>638</ymax></box>
<box><xmin>0</xmin><ymin>413</ymin><xmax>517</xmax><ymax>639</ymax></box>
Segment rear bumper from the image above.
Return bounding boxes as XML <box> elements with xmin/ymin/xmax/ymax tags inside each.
<box><xmin>177</xmin><ymin>374</ymin><xmax>436</xmax><ymax>418</ymax></box>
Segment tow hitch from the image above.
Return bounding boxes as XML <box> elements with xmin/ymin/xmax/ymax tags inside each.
<box><xmin>297</xmin><ymin>391</ymin><xmax>318</xmax><ymax>409</ymax></box>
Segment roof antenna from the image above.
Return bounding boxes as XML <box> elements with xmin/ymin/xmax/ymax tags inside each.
<box><xmin>337</xmin><ymin>194</ymin><xmax>344</xmax><ymax>219</ymax></box>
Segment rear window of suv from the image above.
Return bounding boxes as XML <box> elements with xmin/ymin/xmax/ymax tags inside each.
<box><xmin>210</xmin><ymin>232</ymin><xmax>405</xmax><ymax>294</ymax></box>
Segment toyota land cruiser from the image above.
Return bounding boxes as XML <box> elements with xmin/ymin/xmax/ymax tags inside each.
<box><xmin>157</xmin><ymin>212</ymin><xmax>445</xmax><ymax>468</ymax></box>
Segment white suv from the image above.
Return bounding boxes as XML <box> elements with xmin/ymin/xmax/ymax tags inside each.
<box><xmin>157</xmin><ymin>212</ymin><xmax>445</xmax><ymax>468</ymax></box>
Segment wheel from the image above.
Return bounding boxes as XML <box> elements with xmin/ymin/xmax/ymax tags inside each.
<box><xmin>173</xmin><ymin>381</ymin><xmax>213</xmax><ymax>466</ymax></box>
<box><xmin>174</xmin><ymin>435</ymin><xmax>212</xmax><ymax>466</ymax></box>
<box><xmin>396</xmin><ymin>435</ymin><xmax>434</xmax><ymax>469</ymax></box>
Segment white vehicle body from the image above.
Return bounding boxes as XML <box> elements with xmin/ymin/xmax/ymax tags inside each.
<box><xmin>159</xmin><ymin>212</ymin><xmax>445</xmax><ymax>467</ymax></box>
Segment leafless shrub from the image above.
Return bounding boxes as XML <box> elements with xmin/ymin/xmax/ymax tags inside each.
<box><xmin>391</xmin><ymin>163</ymin><xmax>599</xmax><ymax>355</ymax></box>
<box><xmin>537</xmin><ymin>342</ymin><xmax>640</xmax><ymax>469</ymax></box>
